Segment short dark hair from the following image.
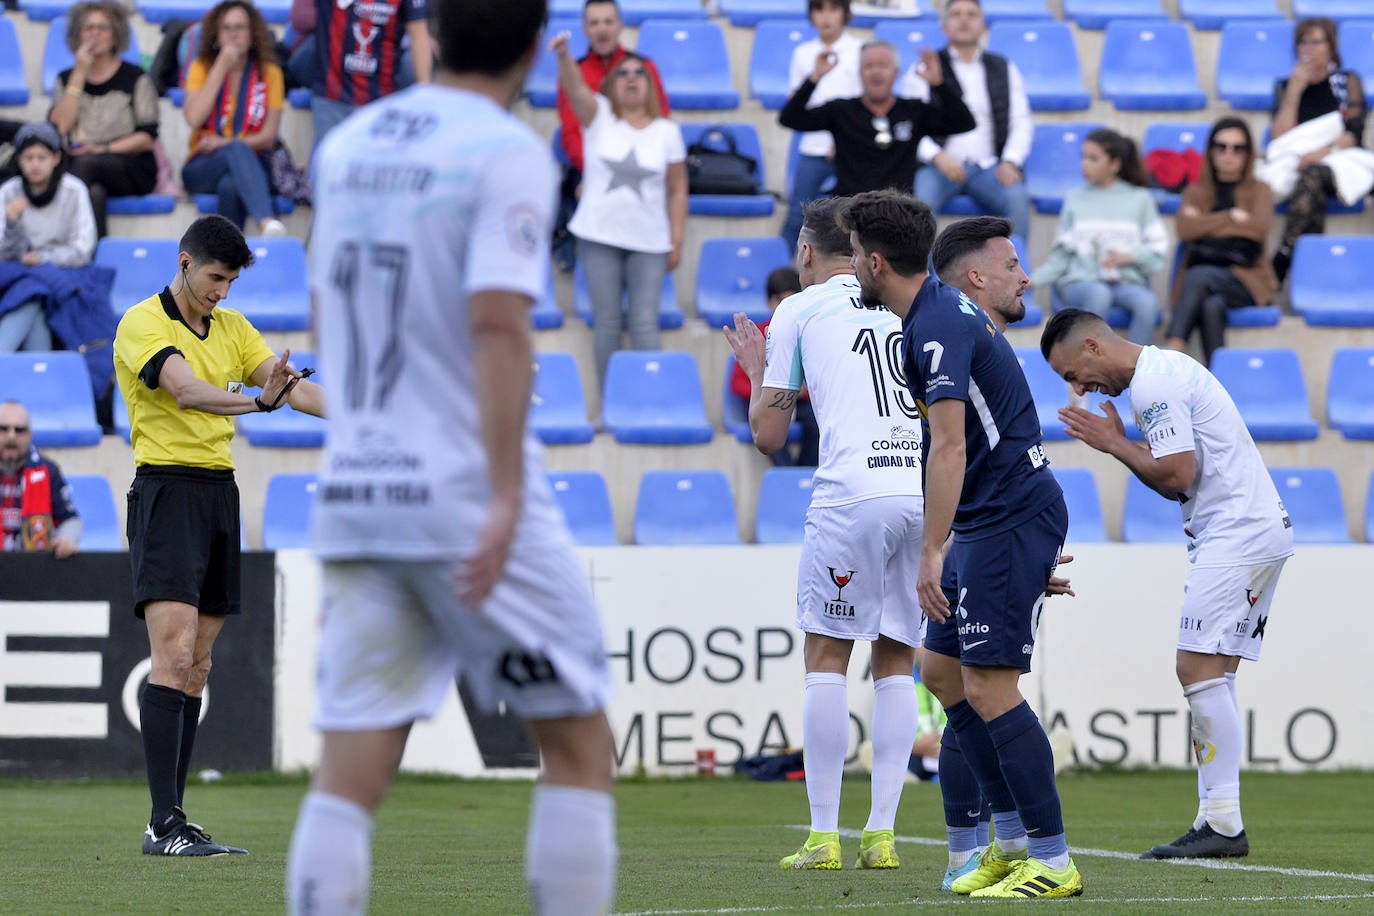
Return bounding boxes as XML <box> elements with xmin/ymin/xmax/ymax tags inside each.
<box><xmin>835</xmin><ymin>190</ymin><xmax>935</xmax><ymax>277</ymax></box>
<box><xmin>930</xmin><ymin>216</ymin><xmax>1013</xmax><ymax>285</ymax></box>
<box><xmin>1039</xmin><ymin>308</ymin><xmax>1108</xmax><ymax>361</ymax></box>
<box><xmin>180</xmin><ymin>214</ymin><xmax>254</xmax><ymax>270</ymax></box>
<box><xmin>808</xmin><ymin>0</ymin><xmax>852</xmax><ymax>24</ymax></box>
<box><xmin>799</xmin><ymin>197</ymin><xmax>852</xmax><ymax>259</ymax></box>
<box><xmin>1085</xmin><ymin>127</ymin><xmax>1149</xmax><ymax>188</ymax></box>
<box><xmin>767</xmin><ymin>267</ymin><xmax>802</xmax><ymax>300</ymax></box>
<box><xmin>433</xmin><ymin>0</ymin><xmax>547</xmax><ymax>76</ymax></box>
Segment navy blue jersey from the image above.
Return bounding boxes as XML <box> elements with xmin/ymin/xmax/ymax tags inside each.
<box><xmin>901</xmin><ymin>276</ymin><xmax>1062</xmax><ymax>536</ymax></box>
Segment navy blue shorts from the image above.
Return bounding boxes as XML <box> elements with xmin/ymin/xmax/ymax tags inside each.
<box><xmin>924</xmin><ymin>497</ymin><xmax>1067</xmax><ymax>672</ymax></box>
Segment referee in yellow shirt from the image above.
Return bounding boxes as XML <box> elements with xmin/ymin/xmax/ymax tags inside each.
<box><xmin>114</xmin><ymin>214</ymin><xmax>324</xmax><ymax>856</ymax></box>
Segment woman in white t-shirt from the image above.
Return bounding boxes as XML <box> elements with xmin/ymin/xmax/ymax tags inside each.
<box><xmin>553</xmin><ymin>32</ymin><xmax>688</xmax><ymax>388</ymax></box>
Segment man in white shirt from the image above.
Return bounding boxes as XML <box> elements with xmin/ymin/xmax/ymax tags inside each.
<box><xmin>1041</xmin><ymin>309</ymin><xmax>1294</xmax><ymax>861</ymax></box>
<box><xmin>725</xmin><ymin>197</ymin><xmax>925</xmax><ymax>873</ymax></box>
<box><xmin>286</xmin><ymin>2</ymin><xmax>617</xmax><ymax>912</ymax></box>
<box><xmin>900</xmin><ymin>0</ymin><xmax>1033</xmax><ymax>236</ymax></box>
<box><xmin>780</xmin><ymin>0</ymin><xmax>864</xmax><ymax>250</ymax></box>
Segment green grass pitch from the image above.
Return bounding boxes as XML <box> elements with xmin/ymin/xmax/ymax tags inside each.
<box><xmin>1</xmin><ymin>769</ymin><xmax>1370</xmax><ymax>914</ymax></box>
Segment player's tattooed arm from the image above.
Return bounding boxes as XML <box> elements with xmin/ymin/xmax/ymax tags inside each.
<box><xmin>768</xmin><ymin>389</ymin><xmax>798</xmax><ymax>411</ymax></box>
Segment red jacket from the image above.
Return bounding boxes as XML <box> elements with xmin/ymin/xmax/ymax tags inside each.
<box><xmin>556</xmin><ymin>47</ymin><xmax>671</xmax><ymax>172</ymax></box>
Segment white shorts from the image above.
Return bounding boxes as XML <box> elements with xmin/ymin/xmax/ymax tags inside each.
<box><xmin>1178</xmin><ymin>558</ymin><xmax>1287</xmax><ymax>661</ymax></box>
<box><xmin>796</xmin><ymin>495</ymin><xmax>925</xmax><ymax>648</ymax></box>
<box><xmin>313</xmin><ymin>516</ymin><xmax>611</xmax><ymax>731</ymax></box>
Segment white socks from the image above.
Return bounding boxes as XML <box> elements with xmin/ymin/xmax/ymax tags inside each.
<box><xmin>526</xmin><ymin>784</ymin><xmax>617</xmax><ymax>916</ymax></box>
<box><xmin>1185</xmin><ymin>675</ymin><xmax>1244</xmax><ymax>837</ymax></box>
<box><xmin>802</xmin><ymin>672</ymin><xmax>849</xmax><ymax>833</ymax></box>
<box><xmin>865</xmin><ymin>675</ymin><xmax>918</xmax><ymax>832</ymax></box>
<box><xmin>286</xmin><ymin>791</ymin><xmax>374</xmax><ymax>916</ymax></box>
<box><xmin>1194</xmin><ymin>672</ymin><xmax>1238</xmax><ymax>829</ymax></box>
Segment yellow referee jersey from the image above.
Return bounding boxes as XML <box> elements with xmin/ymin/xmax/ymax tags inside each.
<box><xmin>114</xmin><ymin>289</ymin><xmax>276</xmax><ymax>469</ymax></box>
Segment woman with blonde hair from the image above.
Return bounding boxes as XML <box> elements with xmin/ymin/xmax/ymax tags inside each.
<box><xmin>553</xmin><ymin>31</ymin><xmax>688</xmax><ymax>388</ymax></box>
<box><xmin>181</xmin><ymin>0</ymin><xmax>287</xmax><ymax>236</ymax></box>
<box><xmin>1166</xmin><ymin>118</ymin><xmax>1276</xmax><ymax>366</ymax></box>
<box><xmin>48</xmin><ymin>1</ymin><xmax>160</xmax><ymax>237</ymax></box>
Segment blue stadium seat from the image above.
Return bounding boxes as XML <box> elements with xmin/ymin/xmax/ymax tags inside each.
<box><xmin>1216</xmin><ymin>21</ymin><xmax>1293</xmax><ymax>111</ymax></box>
<box><xmin>680</xmin><ymin>123</ymin><xmax>775</xmax><ymax>217</ymax></box>
<box><xmin>633</xmin><ymin>470</ymin><xmax>740</xmax><ymax>545</ymax></box>
<box><xmin>547</xmin><ymin>471</ymin><xmax>619</xmax><ymax>546</ymax></box>
<box><xmin>1367</xmin><ymin>471</ymin><xmax>1374</xmax><ymax>542</ymax></box>
<box><xmin>549</xmin><ymin>0</ymin><xmax>580</xmax><ymax>14</ymax></box>
<box><xmin>139</xmin><ymin>0</ymin><xmax>289</xmax><ymax>24</ymax></box>
<box><xmin>1048</xmin><ymin>285</ymin><xmax>1148</xmax><ymax>336</ymax></box>
<box><xmin>96</xmin><ymin>238</ymin><xmax>178</xmax><ymax>315</ymax></box>
<box><xmin>754</xmin><ymin>467</ymin><xmax>815</xmax><ymax>544</ymax></box>
<box><xmin>43</xmin><ymin>16</ymin><xmax>142</xmax><ymax>93</ymax></box>
<box><xmin>748</xmin><ymin>19</ymin><xmax>815</xmax><ymax>109</ymax></box>
<box><xmin>1142</xmin><ymin>121</ymin><xmax>1211</xmax><ymax>214</ymax></box>
<box><xmin>1270</xmin><ymin>467</ymin><xmax>1351</xmax><ymax>544</ymax></box>
<box><xmin>1179</xmin><ymin>0</ymin><xmax>1282</xmax><ymax>30</ymax></box>
<box><xmin>1289</xmin><ymin>236</ymin><xmax>1374</xmax><ymax>327</ymax></box>
<box><xmin>1009</xmin><ymin>235</ymin><xmax>1043</xmax><ymax>326</ymax></box>
<box><xmin>66</xmin><ymin>474</ymin><xmax>121</xmax><ymax>551</ymax></box>
<box><xmin>573</xmin><ymin>262</ymin><xmax>683</xmax><ymax>330</ymax></box>
<box><xmin>1294</xmin><ymin>0</ymin><xmax>1374</xmax><ymax>21</ymax></box>
<box><xmin>722</xmin><ymin>0</ymin><xmax>805</xmax><ymax>27</ymax></box>
<box><xmin>287</xmin><ymin>88</ymin><xmax>312</xmax><ymax>109</ymax></box>
<box><xmin>986</xmin><ymin>21</ymin><xmax>1091</xmax><ymax>112</ymax></box>
<box><xmin>1339</xmin><ymin>21</ymin><xmax>1374</xmax><ymax>89</ymax></box>
<box><xmin>1327</xmin><ymin>348</ymin><xmax>1374</xmax><ymax>439</ymax></box>
<box><xmin>531</xmin><ymin>270</ymin><xmax>564</xmax><ymax>331</ymax></box>
<box><xmin>721</xmin><ymin>353</ymin><xmax>803</xmax><ymax>444</ymax></box>
<box><xmin>1024</xmin><ymin>122</ymin><xmax>1104</xmax><ymax>214</ymax></box>
<box><xmin>262</xmin><ymin>473</ymin><xmax>317</xmax><ymax>550</ymax></box>
<box><xmin>1121</xmin><ymin>475</ymin><xmax>1187</xmax><ymax>544</ymax></box>
<box><xmin>873</xmin><ymin>19</ymin><xmax>945</xmax><ymax>75</ymax></box>
<box><xmin>635</xmin><ymin>20</ymin><xmax>740</xmax><ymax>109</ymax></box>
<box><xmin>524</xmin><ymin>17</ymin><xmax>584</xmax><ymax>108</ymax></box>
<box><xmin>106</xmin><ymin>195</ymin><xmax>178</xmax><ymax>217</ymax></box>
<box><xmin>226</xmin><ymin>237</ymin><xmax>310</xmax><ymax>332</ymax></box>
<box><xmin>1013</xmin><ymin>347</ymin><xmax>1071</xmax><ymax>441</ymax></box>
<box><xmin>1063</xmin><ymin>0</ymin><xmax>1165</xmax><ymax>30</ymax></box>
<box><xmin>0</xmin><ymin>353</ymin><xmax>101</xmax><ymax>447</ymax></box>
<box><xmin>620</xmin><ymin>0</ymin><xmax>707</xmax><ymax>25</ymax></box>
<box><xmin>19</xmin><ymin>0</ymin><xmax>79</xmax><ymax>21</ymax></box>
<box><xmin>238</xmin><ymin>351</ymin><xmax>326</xmax><ymax>448</ymax></box>
<box><xmin>530</xmin><ymin>352</ymin><xmax>595</xmax><ymax>446</ymax></box>
<box><xmin>695</xmin><ymin>237</ymin><xmax>793</xmax><ymax>326</ymax></box>
<box><xmin>1100</xmin><ymin>21</ymin><xmax>1207</xmax><ymax>111</ymax></box>
<box><xmin>0</xmin><ymin>19</ymin><xmax>31</xmax><ymax>106</ymax></box>
<box><xmin>602</xmin><ymin>351</ymin><xmax>714</xmax><ymax>445</ymax></box>
<box><xmin>1209</xmin><ymin>347</ymin><xmax>1320</xmax><ymax>441</ymax></box>
<box><xmin>1054</xmin><ymin>467</ymin><xmax>1107</xmax><ymax>543</ymax></box>
<box><xmin>193</xmin><ymin>194</ymin><xmax>295</xmax><ymax>219</ymax></box>
<box><xmin>981</xmin><ymin>0</ymin><xmax>1054</xmax><ymax>22</ymax></box>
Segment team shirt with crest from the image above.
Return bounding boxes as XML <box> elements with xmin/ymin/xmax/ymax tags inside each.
<box><xmin>901</xmin><ymin>276</ymin><xmax>1061</xmax><ymax>536</ymax></box>
<box><xmin>762</xmin><ymin>273</ymin><xmax>924</xmax><ymax>507</ymax></box>
<box><xmin>313</xmin><ymin>0</ymin><xmax>428</xmax><ymax>105</ymax></box>
<box><xmin>1128</xmin><ymin>346</ymin><xmax>1294</xmax><ymax>568</ymax></box>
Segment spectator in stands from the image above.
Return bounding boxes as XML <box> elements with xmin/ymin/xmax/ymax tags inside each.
<box><xmin>0</xmin><ymin>399</ymin><xmax>81</xmax><ymax>557</ymax></box>
<box><xmin>901</xmin><ymin>0</ymin><xmax>1032</xmax><ymax>237</ymax></box>
<box><xmin>779</xmin><ymin>0</ymin><xmax>863</xmax><ymax>252</ymax></box>
<box><xmin>1268</xmin><ymin>16</ymin><xmax>1366</xmax><ymax>284</ymax></box>
<box><xmin>554</xmin><ymin>0</ymin><xmax>671</xmax><ymax>272</ymax></box>
<box><xmin>553</xmin><ymin>31</ymin><xmax>687</xmax><ymax>389</ymax></box>
<box><xmin>0</xmin><ymin>123</ymin><xmax>97</xmax><ymax>354</ymax></box>
<box><xmin>1166</xmin><ymin>118</ymin><xmax>1276</xmax><ymax>367</ymax></box>
<box><xmin>1030</xmin><ymin>128</ymin><xmax>1166</xmax><ymax>346</ymax></box>
<box><xmin>303</xmin><ymin>0</ymin><xmax>431</xmax><ymax>150</ymax></box>
<box><xmin>181</xmin><ymin>1</ymin><xmax>288</xmax><ymax>237</ymax></box>
<box><xmin>779</xmin><ymin>40</ymin><xmax>974</xmax><ymax>199</ymax></box>
<box><xmin>730</xmin><ymin>266</ymin><xmax>817</xmax><ymax>466</ymax></box>
<box><xmin>48</xmin><ymin>1</ymin><xmax>160</xmax><ymax>239</ymax></box>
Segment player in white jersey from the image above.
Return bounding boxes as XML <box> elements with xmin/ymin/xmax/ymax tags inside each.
<box><xmin>285</xmin><ymin>3</ymin><xmax>618</xmax><ymax>914</ymax></box>
<box><xmin>724</xmin><ymin>198</ymin><xmax>925</xmax><ymax>872</ymax></box>
<box><xmin>1041</xmin><ymin>309</ymin><xmax>1293</xmax><ymax>861</ymax></box>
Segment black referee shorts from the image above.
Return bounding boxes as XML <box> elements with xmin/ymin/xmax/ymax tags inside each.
<box><xmin>126</xmin><ymin>466</ymin><xmax>242</xmax><ymax>618</ymax></box>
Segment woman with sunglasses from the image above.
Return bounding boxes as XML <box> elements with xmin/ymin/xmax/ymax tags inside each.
<box><xmin>1165</xmin><ymin>119</ymin><xmax>1276</xmax><ymax>366</ymax></box>
<box><xmin>553</xmin><ymin>31</ymin><xmax>688</xmax><ymax>390</ymax></box>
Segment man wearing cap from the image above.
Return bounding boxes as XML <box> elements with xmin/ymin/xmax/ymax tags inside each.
<box><xmin>0</xmin><ymin>399</ymin><xmax>82</xmax><ymax>558</ymax></box>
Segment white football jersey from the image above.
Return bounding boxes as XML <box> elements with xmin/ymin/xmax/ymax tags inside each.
<box><xmin>309</xmin><ymin>84</ymin><xmax>558</xmax><ymax>559</ymax></box>
<box><xmin>762</xmin><ymin>273</ymin><xmax>923</xmax><ymax>506</ymax></box>
<box><xmin>1129</xmin><ymin>346</ymin><xmax>1294</xmax><ymax>567</ymax></box>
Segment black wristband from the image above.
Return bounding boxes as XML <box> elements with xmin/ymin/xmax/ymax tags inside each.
<box><xmin>254</xmin><ymin>394</ymin><xmax>277</xmax><ymax>413</ymax></box>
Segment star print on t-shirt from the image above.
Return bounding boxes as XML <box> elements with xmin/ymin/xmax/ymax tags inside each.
<box><xmin>601</xmin><ymin>148</ymin><xmax>657</xmax><ymax>198</ymax></box>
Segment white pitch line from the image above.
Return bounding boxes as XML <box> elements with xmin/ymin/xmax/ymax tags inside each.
<box><xmin>813</xmin><ymin>826</ymin><xmax>1374</xmax><ymax>884</ymax></box>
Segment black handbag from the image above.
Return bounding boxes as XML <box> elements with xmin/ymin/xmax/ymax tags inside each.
<box><xmin>1186</xmin><ymin>236</ymin><xmax>1262</xmax><ymax>269</ymax></box>
<box><xmin>686</xmin><ymin>126</ymin><xmax>760</xmax><ymax>196</ymax></box>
